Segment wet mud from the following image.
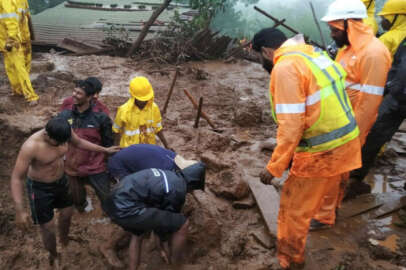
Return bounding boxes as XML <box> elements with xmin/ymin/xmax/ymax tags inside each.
<box><xmin>0</xmin><ymin>52</ymin><xmax>405</xmax><ymax>269</ymax></box>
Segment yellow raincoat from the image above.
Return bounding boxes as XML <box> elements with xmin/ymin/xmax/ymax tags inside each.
<box><xmin>0</xmin><ymin>0</ymin><xmax>38</xmax><ymax>102</ymax></box>
<box><xmin>379</xmin><ymin>15</ymin><xmax>406</xmax><ymax>58</ymax></box>
<box><xmin>15</xmin><ymin>0</ymin><xmax>31</xmax><ymax>71</ymax></box>
<box><xmin>363</xmin><ymin>0</ymin><xmax>379</xmax><ymax>35</ymax></box>
<box><xmin>113</xmin><ymin>98</ymin><xmax>163</xmax><ymax>148</ymax></box>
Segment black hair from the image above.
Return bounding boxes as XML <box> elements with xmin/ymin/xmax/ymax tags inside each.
<box><xmin>76</xmin><ymin>80</ymin><xmax>97</xmax><ymax>96</ymax></box>
<box><xmin>45</xmin><ymin>117</ymin><xmax>72</xmax><ymax>144</ymax></box>
<box><xmin>85</xmin><ymin>77</ymin><xmax>103</xmax><ymax>93</ymax></box>
<box><xmin>252</xmin><ymin>28</ymin><xmax>288</xmax><ymax>52</ymax></box>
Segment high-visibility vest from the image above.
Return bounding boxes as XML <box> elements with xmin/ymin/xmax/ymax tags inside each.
<box><xmin>270</xmin><ymin>50</ymin><xmax>359</xmax><ymax>153</ymax></box>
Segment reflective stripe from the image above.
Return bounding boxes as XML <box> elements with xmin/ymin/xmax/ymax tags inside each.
<box><xmin>0</xmin><ymin>13</ymin><xmax>18</xmax><ymax>19</ymax></box>
<box><xmin>306</xmin><ymin>90</ymin><xmax>321</xmax><ymax>106</ymax></box>
<box><xmin>159</xmin><ymin>169</ymin><xmax>170</xmax><ymax>193</ymax></box>
<box><xmin>124</xmin><ymin>128</ymin><xmax>154</xmax><ymax>136</ymax></box>
<box><xmin>156</xmin><ymin>122</ymin><xmax>162</xmax><ymax>128</ymax></box>
<box><xmin>147</xmin><ymin>120</ymin><xmax>154</xmax><ymax>123</ymax></box>
<box><xmin>345</xmin><ymin>81</ymin><xmax>384</xmax><ymax>95</ymax></box>
<box><xmin>275</xmin><ymin>103</ymin><xmax>305</xmax><ymax>114</ymax></box>
<box><xmin>113</xmin><ymin>123</ymin><xmax>121</xmax><ymax>130</ymax></box>
<box><xmin>18</xmin><ymin>8</ymin><xmax>30</xmax><ymax>13</ymax></box>
<box><xmin>300</xmin><ymin>112</ymin><xmax>357</xmax><ymax>147</ymax></box>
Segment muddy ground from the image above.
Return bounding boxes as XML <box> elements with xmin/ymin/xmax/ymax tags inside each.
<box><xmin>0</xmin><ymin>52</ymin><xmax>405</xmax><ymax>270</ymax></box>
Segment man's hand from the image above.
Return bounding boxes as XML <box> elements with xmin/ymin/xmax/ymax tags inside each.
<box><xmin>260</xmin><ymin>168</ymin><xmax>274</xmax><ymax>185</ymax></box>
<box><xmin>104</xmin><ymin>146</ymin><xmax>121</xmax><ymax>154</ymax></box>
<box><xmin>15</xmin><ymin>210</ymin><xmax>30</xmax><ymax>230</ymax></box>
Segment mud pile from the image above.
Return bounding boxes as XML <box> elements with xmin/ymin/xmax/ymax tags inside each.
<box><xmin>0</xmin><ymin>52</ymin><xmax>405</xmax><ymax>269</ymax></box>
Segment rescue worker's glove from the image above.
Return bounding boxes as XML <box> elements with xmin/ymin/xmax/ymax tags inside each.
<box><xmin>5</xmin><ymin>38</ymin><xmax>20</xmax><ymax>52</ymax></box>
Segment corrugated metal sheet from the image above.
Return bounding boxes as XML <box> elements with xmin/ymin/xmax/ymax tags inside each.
<box><xmin>32</xmin><ymin>1</ymin><xmax>193</xmax><ymax>46</ymax></box>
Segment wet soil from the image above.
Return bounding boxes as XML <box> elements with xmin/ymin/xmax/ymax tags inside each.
<box><xmin>0</xmin><ymin>52</ymin><xmax>405</xmax><ymax>270</ymax></box>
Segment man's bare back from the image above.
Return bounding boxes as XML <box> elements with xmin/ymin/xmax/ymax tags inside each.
<box><xmin>24</xmin><ymin>129</ymin><xmax>67</xmax><ymax>182</ymax></box>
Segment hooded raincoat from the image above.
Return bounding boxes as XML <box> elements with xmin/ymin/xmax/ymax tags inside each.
<box><xmin>331</xmin><ymin>20</ymin><xmax>391</xmax><ymax>146</ymax></box>
<box><xmin>267</xmin><ymin>36</ymin><xmax>361</xmax><ymax>268</ymax></box>
<box><xmin>379</xmin><ymin>15</ymin><xmax>406</xmax><ymax>58</ymax></box>
<box><xmin>363</xmin><ymin>0</ymin><xmax>379</xmax><ymax>35</ymax></box>
<box><xmin>0</xmin><ymin>0</ymin><xmax>38</xmax><ymax>102</ymax></box>
<box><xmin>14</xmin><ymin>0</ymin><xmax>31</xmax><ymax>71</ymax></box>
<box><xmin>113</xmin><ymin>96</ymin><xmax>163</xmax><ymax>148</ymax></box>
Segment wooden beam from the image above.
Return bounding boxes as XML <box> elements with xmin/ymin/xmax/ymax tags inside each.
<box><xmin>247</xmin><ymin>176</ymin><xmax>280</xmax><ymax>236</ymax></box>
<box><xmin>162</xmin><ymin>67</ymin><xmax>179</xmax><ymax>116</ymax></box>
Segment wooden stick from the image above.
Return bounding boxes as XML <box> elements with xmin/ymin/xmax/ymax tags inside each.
<box><xmin>162</xmin><ymin>67</ymin><xmax>179</xmax><ymax>116</ymax></box>
<box><xmin>183</xmin><ymin>89</ymin><xmax>216</xmax><ymax>129</ymax></box>
<box><xmin>254</xmin><ymin>6</ymin><xmax>323</xmax><ymax>48</ymax></box>
<box><xmin>194</xmin><ymin>97</ymin><xmax>203</xmax><ymax>128</ymax></box>
<box><xmin>309</xmin><ymin>2</ymin><xmax>327</xmax><ymax>50</ymax></box>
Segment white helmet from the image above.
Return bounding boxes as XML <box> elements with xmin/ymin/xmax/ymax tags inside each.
<box><xmin>321</xmin><ymin>0</ymin><xmax>367</xmax><ymax>22</ymax></box>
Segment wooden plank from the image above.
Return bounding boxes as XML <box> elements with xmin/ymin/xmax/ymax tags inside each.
<box><xmin>57</xmin><ymin>38</ymin><xmax>100</xmax><ymax>53</ymax></box>
<box><xmin>247</xmin><ymin>176</ymin><xmax>280</xmax><ymax>236</ymax></box>
<box><xmin>373</xmin><ymin>193</ymin><xmax>406</xmax><ymax>218</ymax></box>
<box><xmin>338</xmin><ymin>193</ymin><xmax>384</xmax><ymax>219</ymax></box>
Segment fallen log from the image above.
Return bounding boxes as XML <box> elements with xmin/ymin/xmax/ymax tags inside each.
<box><xmin>57</xmin><ymin>38</ymin><xmax>100</xmax><ymax>54</ymax></box>
<box><xmin>183</xmin><ymin>89</ymin><xmax>216</xmax><ymax>129</ymax></box>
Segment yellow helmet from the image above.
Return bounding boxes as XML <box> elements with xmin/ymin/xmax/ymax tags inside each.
<box><xmin>129</xmin><ymin>76</ymin><xmax>154</xmax><ymax>101</ymax></box>
<box><xmin>378</xmin><ymin>0</ymin><xmax>406</xmax><ymax>16</ymax></box>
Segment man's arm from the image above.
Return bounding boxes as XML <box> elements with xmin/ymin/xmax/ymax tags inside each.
<box><xmin>264</xmin><ymin>59</ymin><xmax>306</xmax><ymax>179</ymax></box>
<box><xmin>157</xmin><ymin>130</ymin><xmax>170</xmax><ymax>150</ymax></box>
<box><xmin>70</xmin><ymin>129</ymin><xmax>120</xmax><ymax>154</ymax></box>
<box><xmin>10</xmin><ymin>142</ymin><xmax>33</xmax><ymax>228</ymax></box>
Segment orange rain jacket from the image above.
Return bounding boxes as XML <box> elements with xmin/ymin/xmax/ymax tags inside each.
<box><xmin>266</xmin><ymin>39</ymin><xmax>361</xmax><ymax>179</ymax></box>
<box><xmin>267</xmin><ymin>37</ymin><xmax>362</xmax><ymax>268</ymax></box>
<box><xmin>332</xmin><ymin>20</ymin><xmax>391</xmax><ymax>145</ymax></box>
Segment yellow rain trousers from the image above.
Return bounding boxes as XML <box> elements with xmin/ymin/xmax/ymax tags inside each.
<box><xmin>315</xmin><ymin>20</ymin><xmax>391</xmax><ymax>225</ymax></box>
<box><xmin>267</xmin><ymin>38</ymin><xmax>361</xmax><ymax>268</ymax></box>
<box><xmin>379</xmin><ymin>15</ymin><xmax>406</xmax><ymax>58</ymax></box>
<box><xmin>0</xmin><ymin>1</ymin><xmax>38</xmax><ymax>102</ymax></box>
<box><xmin>113</xmin><ymin>98</ymin><xmax>163</xmax><ymax>147</ymax></box>
<box><xmin>15</xmin><ymin>0</ymin><xmax>31</xmax><ymax>72</ymax></box>
<box><xmin>363</xmin><ymin>0</ymin><xmax>379</xmax><ymax>35</ymax></box>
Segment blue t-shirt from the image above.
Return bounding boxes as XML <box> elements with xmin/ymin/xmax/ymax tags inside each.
<box><xmin>108</xmin><ymin>144</ymin><xmax>177</xmax><ymax>180</ymax></box>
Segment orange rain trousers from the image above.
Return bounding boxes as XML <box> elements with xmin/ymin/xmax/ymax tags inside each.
<box><xmin>277</xmin><ymin>173</ymin><xmax>342</xmax><ymax>268</ymax></box>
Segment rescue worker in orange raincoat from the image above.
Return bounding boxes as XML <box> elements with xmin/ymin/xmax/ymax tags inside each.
<box><xmin>253</xmin><ymin>28</ymin><xmax>362</xmax><ymax>269</ymax></box>
<box><xmin>311</xmin><ymin>0</ymin><xmax>391</xmax><ymax>228</ymax></box>
<box><xmin>0</xmin><ymin>0</ymin><xmax>38</xmax><ymax>105</ymax></box>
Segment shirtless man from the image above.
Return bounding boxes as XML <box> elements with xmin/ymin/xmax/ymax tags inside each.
<box><xmin>10</xmin><ymin>117</ymin><xmax>119</xmax><ymax>267</ymax></box>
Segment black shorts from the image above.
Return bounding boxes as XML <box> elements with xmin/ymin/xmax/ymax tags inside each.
<box><xmin>26</xmin><ymin>175</ymin><xmax>73</xmax><ymax>225</ymax></box>
<box><xmin>112</xmin><ymin>208</ymin><xmax>186</xmax><ymax>241</ymax></box>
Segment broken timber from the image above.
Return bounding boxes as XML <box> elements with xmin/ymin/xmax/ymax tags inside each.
<box><xmin>162</xmin><ymin>67</ymin><xmax>179</xmax><ymax>116</ymax></box>
<box><xmin>183</xmin><ymin>89</ymin><xmax>216</xmax><ymax>130</ymax></box>
<box><xmin>127</xmin><ymin>0</ymin><xmax>172</xmax><ymax>56</ymax></box>
<box><xmin>194</xmin><ymin>97</ymin><xmax>203</xmax><ymax>129</ymax></box>
<box><xmin>57</xmin><ymin>38</ymin><xmax>100</xmax><ymax>54</ymax></box>
<box><xmin>254</xmin><ymin>6</ymin><xmax>323</xmax><ymax>48</ymax></box>
<box><xmin>247</xmin><ymin>176</ymin><xmax>280</xmax><ymax>236</ymax></box>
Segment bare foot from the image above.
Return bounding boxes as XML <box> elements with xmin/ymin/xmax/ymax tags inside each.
<box><xmin>99</xmin><ymin>245</ymin><xmax>124</xmax><ymax>268</ymax></box>
<box><xmin>28</xmin><ymin>99</ymin><xmax>39</xmax><ymax>106</ymax></box>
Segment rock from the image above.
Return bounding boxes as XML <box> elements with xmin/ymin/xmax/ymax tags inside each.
<box><xmin>198</xmin><ymin>130</ymin><xmax>231</xmax><ymax>152</ymax></box>
<box><xmin>208</xmin><ymin>168</ymin><xmax>250</xmax><ymax>201</ymax></box>
<box><xmin>232</xmin><ymin>195</ymin><xmax>256</xmax><ymax>209</ymax></box>
<box><xmin>200</xmin><ymin>152</ymin><xmax>230</xmax><ymax>172</ymax></box>
<box><xmin>31</xmin><ymin>61</ymin><xmax>55</xmax><ymax>74</ymax></box>
<box><xmin>233</xmin><ymin>98</ymin><xmax>263</xmax><ymax>127</ymax></box>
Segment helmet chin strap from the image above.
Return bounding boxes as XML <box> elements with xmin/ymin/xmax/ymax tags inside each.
<box><xmin>366</xmin><ymin>0</ymin><xmax>373</xmax><ymax>10</ymax></box>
